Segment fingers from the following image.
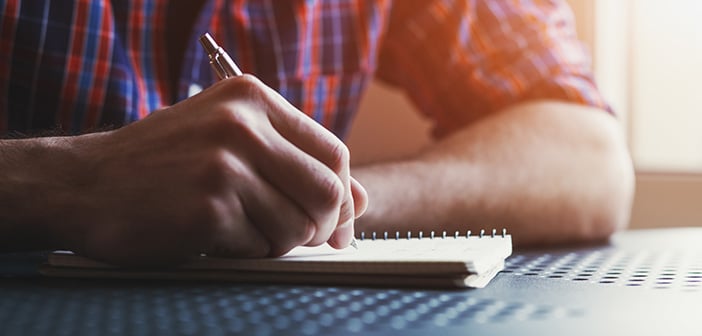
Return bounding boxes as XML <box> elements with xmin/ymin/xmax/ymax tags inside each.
<box><xmin>261</xmin><ymin>84</ymin><xmax>356</xmax><ymax>231</ymax></box>
<box><xmin>225</xmin><ymin>76</ymin><xmax>355</xmax><ymax>246</ymax></box>
<box><xmin>218</xmin><ymin>140</ymin><xmax>366</xmax><ymax>254</ymax></box>
<box><xmin>199</xmin><ymin>153</ymin><xmax>272</xmax><ymax>258</ymax></box>
<box><xmin>206</xmin><ymin>196</ymin><xmax>271</xmax><ymax>258</ymax></box>
<box><xmin>251</xmin><ymin>133</ymin><xmax>344</xmax><ymax>247</ymax></box>
<box><xmin>204</xmin><ymin>76</ymin><xmax>363</xmax><ymax>251</ymax></box>
<box><xmin>252</xmin><ymin>76</ymin><xmax>344</xmax><ymax>172</ymax></box>
<box><xmin>234</xmin><ymin>157</ymin><xmax>320</xmax><ymax>256</ymax></box>
<box><xmin>207</xmin><ymin>152</ymin><xmax>315</xmax><ymax>258</ymax></box>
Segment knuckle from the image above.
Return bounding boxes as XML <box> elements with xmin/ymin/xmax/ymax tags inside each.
<box><xmin>267</xmin><ymin>222</ymin><xmax>313</xmax><ymax>257</ymax></box>
<box><xmin>191</xmin><ymin>196</ymin><xmax>227</xmax><ymax>239</ymax></box>
<box><xmin>209</xmin><ymin>109</ymin><xmax>271</xmax><ymax>155</ymax></box>
<box><xmin>209</xmin><ymin>105</ymin><xmax>251</xmax><ymax>135</ymax></box>
<box><xmin>256</xmin><ymin>240</ymin><xmax>272</xmax><ymax>257</ymax></box>
<box><xmin>204</xmin><ymin>149</ymin><xmax>230</xmax><ymax>177</ymax></box>
<box><xmin>220</xmin><ymin>74</ymin><xmax>265</xmax><ymax>99</ymax></box>
<box><xmin>338</xmin><ymin>200</ymin><xmax>355</xmax><ymax>225</ymax></box>
<box><xmin>284</xmin><ymin>218</ymin><xmax>318</xmax><ymax>251</ymax></box>
<box><xmin>327</xmin><ymin>140</ymin><xmax>350</xmax><ymax>174</ymax></box>
<box><xmin>206</xmin><ymin>102</ymin><xmax>269</xmax><ymax>154</ymax></box>
<box><xmin>300</xmin><ymin>216</ymin><xmax>317</xmax><ymax>242</ymax></box>
<box><xmin>317</xmin><ymin>172</ymin><xmax>345</xmax><ymax>212</ymax></box>
<box><xmin>288</xmin><ymin>216</ymin><xmax>317</xmax><ymax>246</ymax></box>
<box><xmin>198</xmin><ymin>149</ymin><xmax>240</xmax><ymax>191</ymax></box>
<box><xmin>238</xmin><ymin>74</ymin><xmax>263</xmax><ymax>87</ymax></box>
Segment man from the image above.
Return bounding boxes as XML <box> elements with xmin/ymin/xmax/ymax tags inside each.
<box><xmin>0</xmin><ymin>0</ymin><xmax>634</xmax><ymax>265</ymax></box>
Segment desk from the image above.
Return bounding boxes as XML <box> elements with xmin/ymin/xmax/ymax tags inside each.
<box><xmin>2</xmin><ymin>228</ymin><xmax>701</xmax><ymax>335</ymax></box>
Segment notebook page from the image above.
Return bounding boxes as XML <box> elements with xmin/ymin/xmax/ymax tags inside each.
<box><xmin>283</xmin><ymin>237</ymin><xmax>511</xmax><ymax>262</ymax></box>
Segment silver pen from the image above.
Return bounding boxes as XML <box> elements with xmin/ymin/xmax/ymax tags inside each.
<box><xmin>199</xmin><ymin>32</ymin><xmax>243</xmax><ymax>79</ymax></box>
<box><xmin>198</xmin><ymin>32</ymin><xmax>359</xmax><ymax>250</ymax></box>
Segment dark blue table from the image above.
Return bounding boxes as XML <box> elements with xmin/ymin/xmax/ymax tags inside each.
<box><xmin>2</xmin><ymin>228</ymin><xmax>701</xmax><ymax>335</ymax></box>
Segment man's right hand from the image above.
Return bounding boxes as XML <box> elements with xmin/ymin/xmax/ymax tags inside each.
<box><xmin>46</xmin><ymin>75</ymin><xmax>367</xmax><ymax>265</ymax></box>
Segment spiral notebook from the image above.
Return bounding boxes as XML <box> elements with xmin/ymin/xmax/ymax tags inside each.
<box><xmin>41</xmin><ymin>229</ymin><xmax>512</xmax><ymax>288</ymax></box>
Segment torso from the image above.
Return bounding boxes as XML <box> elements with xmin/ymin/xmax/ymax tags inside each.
<box><xmin>0</xmin><ymin>0</ymin><xmax>391</xmax><ymax>137</ymax></box>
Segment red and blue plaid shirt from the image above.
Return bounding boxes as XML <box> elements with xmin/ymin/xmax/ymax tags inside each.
<box><xmin>0</xmin><ymin>0</ymin><xmax>608</xmax><ymax>139</ymax></box>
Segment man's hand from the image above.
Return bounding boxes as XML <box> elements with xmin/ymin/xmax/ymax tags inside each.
<box><xmin>1</xmin><ymin>75</ymin><xmax>367</xmax><ymax>265</ymax></box>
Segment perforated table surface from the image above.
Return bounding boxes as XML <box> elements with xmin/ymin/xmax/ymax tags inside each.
<box><xmin>2</xmin><ymin>228</ymin><xmax>702</xmax><ymax>335</ymax></box>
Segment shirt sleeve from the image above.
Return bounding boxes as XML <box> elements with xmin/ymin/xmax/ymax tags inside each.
<box><xmin>375</xmin><ymin>0</ymin><xmax>611</xmax><ymax>138</ymax></box>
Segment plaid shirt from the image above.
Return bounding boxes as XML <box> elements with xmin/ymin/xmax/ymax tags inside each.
<box><xmin>0</xmin><ymin>0</ymin><xmax>608</xmax><ymax>138</ymax></box>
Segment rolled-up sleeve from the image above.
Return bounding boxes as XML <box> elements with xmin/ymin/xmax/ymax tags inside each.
<box><xmin>376</xmin><ymin>0</ymin><xmax>610</xmax><ymax>138</ymax></box>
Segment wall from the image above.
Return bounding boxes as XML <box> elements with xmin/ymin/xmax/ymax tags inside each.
<box><xmin>346</xmin><ymin>81</ymin><xmax>432</xmax><ymax>165</ymax></box>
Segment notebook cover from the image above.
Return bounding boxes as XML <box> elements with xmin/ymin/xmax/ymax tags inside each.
<box><xmin>47</xmin><ymin>235</ymin><xmax>512</xmax><ymax>276</ymax></box>
<box><xmin>39</xmin><ymin>260</ymin><xmax>505</xmax><ymax>289</ymax></box>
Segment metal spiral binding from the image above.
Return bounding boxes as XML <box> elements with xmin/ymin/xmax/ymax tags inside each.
<box><xmin>357</xmin><ymin>228</ymin><xmax>508</xmax><ymax>241</ymax></box>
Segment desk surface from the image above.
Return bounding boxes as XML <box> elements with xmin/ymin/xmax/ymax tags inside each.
<box><xmin>2</xmin><ymin>228</ymin><xmax>702</xmax><ymax>335</ymax></box>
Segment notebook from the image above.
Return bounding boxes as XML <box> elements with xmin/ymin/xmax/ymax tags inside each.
<box><xmin>40</xmin><ymin>229</ymin><xmax>512</xmax><ymax>288</ymax></box>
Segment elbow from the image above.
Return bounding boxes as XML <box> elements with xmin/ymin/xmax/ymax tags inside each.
<box><xmin>593</xmin><ymin>157</ymin><xmax>635</xmax><ymax>241</ymax></box>
<box><xmin>576</xmin><ymin>118</ymin><xmax>636</xmax><ymax>242</ymax></box>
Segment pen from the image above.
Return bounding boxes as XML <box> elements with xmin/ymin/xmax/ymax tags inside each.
<box><xmin>198</xmin><ymin>32</ymin><xmax>359</xmax><ymax>250</ymax></box>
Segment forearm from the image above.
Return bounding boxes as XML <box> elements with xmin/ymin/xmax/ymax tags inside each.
<box><xmin>352</xmin><ymin>100</ymin><xmax>635</xmax><ymax>246</ymax></box>
<box><xmin>0</xmin><ymin>137</ymin><xmax>87</xmax><ymax>252</ymax></box>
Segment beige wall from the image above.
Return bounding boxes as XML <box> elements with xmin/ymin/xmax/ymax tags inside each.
<box><xmin>346</xmin><ymin>81</ymin><xmax>431</xmax><ymax>165</ymax></box>
<box><xmin>632</xmin><ymin>174</ymin><xmax>702</xmax><ymax>229</ymax></box>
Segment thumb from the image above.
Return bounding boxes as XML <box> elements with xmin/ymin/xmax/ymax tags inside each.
<box><xmin>350</xmin><ymin>176</ymin><xmax>368</xmax><ymax>218</ymax></box>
